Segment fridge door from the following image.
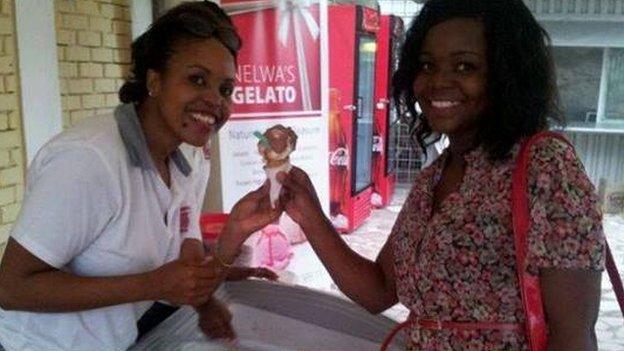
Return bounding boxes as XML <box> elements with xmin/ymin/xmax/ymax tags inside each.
<box><xmin>353</xmin><ymin>34</ymin><xmax>377</xmax><ymax>194</ymax></box>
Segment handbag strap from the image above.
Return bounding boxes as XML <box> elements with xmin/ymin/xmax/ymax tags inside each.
<box><xmin>512</xmin><ymin>131</ymin><xmax>578</xmax><ymax>271</ymax></box>
<box><xmin>512</xmin><ymin>131</ymin><xmax>561</xmax><ymax>351</ymax></box>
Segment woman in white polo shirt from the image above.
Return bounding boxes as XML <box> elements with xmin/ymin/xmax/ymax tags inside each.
<box><xmin>0</xmin><ymin>2</ymin><xmax>279</xmax><ymax>350</ymax></box>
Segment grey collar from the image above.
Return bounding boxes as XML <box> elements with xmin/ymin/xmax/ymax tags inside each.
<box><xmin>114</xmin><ymin>104</ymin><xmax>191</xmax><ymax>176</ymax></box>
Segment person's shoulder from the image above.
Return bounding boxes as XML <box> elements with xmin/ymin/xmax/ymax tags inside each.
<box><xmin>529</xmin><ymin>133</ymin><xmax>575</xmax><ymax>161</ymax></box>
<box><xmin>526</xmin><ymin>133</ymin><xmax>591</xmax><ymax>187</ymax></box>
<box><xmin>58</xmin><ymin>113</ymin><xmax>117</xmax><ymax>147</ymax></box>
<box><xmin>31</xmin><ymin>113</ymin><xmax>123</xmax><ymax>174</ymax></box>
<box><xmin>30</xmin><ymin>142</ymin><xmax>108</xmax><ymax>178</ymax></box>
<box><xmin>52</xmin><ymin>112</ymin><xmax>131</xmax><ymax>162</ymax></box>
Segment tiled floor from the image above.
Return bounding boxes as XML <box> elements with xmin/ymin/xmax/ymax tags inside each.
<box><xmin>287</xmin><ymin>186</ymin><xmax>624</xmax><ymax>350</ymax></box>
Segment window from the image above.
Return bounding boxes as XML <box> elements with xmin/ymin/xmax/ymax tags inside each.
<box><xmin>604</xmin><ymin>48</ymin><xmax>624</xmax><ymax>122</ymax></box>
<box><xmin>553</xmin><ymin>46</ymin><xmax>624</xmax><ymax>127</ymax></box>
<box><xmin>553</xmin><ymin>47</ymin><xmax>602</xmax><ymax>123</ymax></box>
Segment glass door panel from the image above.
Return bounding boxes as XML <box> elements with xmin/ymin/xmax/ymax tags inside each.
<box><xmin>353</xmin><ymin>35</ymin><xmax>376</xmax><ymax>194</ymax></box>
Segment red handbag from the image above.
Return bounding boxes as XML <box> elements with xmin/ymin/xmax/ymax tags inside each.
<box><xmin>381</xmin><ymin>131</ymin><xmax>624</xmax><ymax>351</ymax></box>
<box><xmin>512</xmin><ymin>131</ymin><xmax>624</xmax><ymax>351</ymax></box>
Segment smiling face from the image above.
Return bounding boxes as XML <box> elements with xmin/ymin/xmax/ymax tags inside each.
<box><xmin>412</xmin><ymin>17</ymin><xmax>488</xmax><ymax>140</ymax></box>
<box><xmin>147</xmin><ymin>37</ymin><xmax>237</xmax><ymax>147</ymax></box>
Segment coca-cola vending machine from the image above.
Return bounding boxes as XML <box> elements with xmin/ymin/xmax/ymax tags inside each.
<box><xmin>371</xmin><ymin>15</ymin><xmax>404</xmax><ymax>208</ymax></box>
<box><xmin>328</xmin><ymin>4</ymin><xmax>379</xmax><ymax>233</ymax></box>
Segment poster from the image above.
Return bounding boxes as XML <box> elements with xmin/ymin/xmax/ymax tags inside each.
<box><xmin>219</xmin><ymin>0</ymin><xmax>329</xmax><ymax>213</ymax></box>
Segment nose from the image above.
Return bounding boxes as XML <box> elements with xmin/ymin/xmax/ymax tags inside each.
<box><xmin>200</xmin><ymin>83</ymin><xmax>223</xmax><ymax>106</ymax></box>
<box><xmin>430</xmin><ymin>68</ymin><xmax>455</xmax><ymax>90</ymax></box>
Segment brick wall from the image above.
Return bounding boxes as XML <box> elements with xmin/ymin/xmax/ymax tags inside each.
<box><xmin>0</xmin><ymin>0</ymin><xmax>24</xmax><ymax>256</ymax></box>
<box><xmin>55</xmin><ymin>0</ymin><xmax>132</xmax><ymax>128</ymax></box>
<box><xmin>0</xmin><ymin>0</ymin><xmax>135</xmax><ymax>257</ymax></box>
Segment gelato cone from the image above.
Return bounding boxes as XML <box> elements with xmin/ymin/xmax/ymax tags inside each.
<box><xmin>265</xmin><ymin>162</ymin><xmax>292</xmax><ymax>208</ymax></box>
<box><xmin>255</xmin><ymin>125</ymin><xmax>298</xmax><ymax>208</ymax></box>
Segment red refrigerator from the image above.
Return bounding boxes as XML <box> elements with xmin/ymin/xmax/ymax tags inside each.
<box><xmin>328</xmin><ymin>4</ymin><xmax>379</xmax><ymax>233</ymax></box>
<box><xmin>371</xmin><ymin>15</ymin><xmax>404</xmax><ymax>208</ymax></box>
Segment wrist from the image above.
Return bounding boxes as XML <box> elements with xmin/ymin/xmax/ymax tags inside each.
<box><xmin>221</xmin><ymin>220</ymin><xmax>241</xmax><ymax>239</ymax></box>
<box><xmin>214</xmin><ymin>240</ymin><xmax>240</xmax><ymax>267</ymax></box>
<box><xmin>299</xmin><ymin>208</ymin><xmax>328</xmax><ymax>233</ymax></box>
<box><xmin>212</xmin><ymin>241</ymin><xmax>235</xmax><ymax>269</ymax></box>
<box><xmin>141</xmin><ymin>270</ymin><xmax>162</xmax><ymax>301</ymax></box>
<box><xmin>218</xmin><ymin>224</ymin><xmax>245</xmax><ymax>257</ymax></box>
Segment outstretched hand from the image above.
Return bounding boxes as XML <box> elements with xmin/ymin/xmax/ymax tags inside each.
<box><xmin>226</xmin><ymin>181</ymin><xmax>282</xmax><ymax>242</ymax></box>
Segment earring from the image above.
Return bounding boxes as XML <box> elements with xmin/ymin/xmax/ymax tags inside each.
<box><xmin>148</xmin><ymin>90</ymin><xmax>154</xmax><ymax>97</ymax></box>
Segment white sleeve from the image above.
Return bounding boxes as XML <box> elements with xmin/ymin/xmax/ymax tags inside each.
<box><xmin>10</xmin><ymin>145</ymin><xmax>118</xmax><ymax>268</ymax></box>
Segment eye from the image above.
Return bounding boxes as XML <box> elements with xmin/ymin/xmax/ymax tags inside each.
<box><xmin>418</xmin><ymin>60</ymin><xmax>434</xmax><ymax>74</ymax></box>
<box><xmin>456</xmin><ymin>62</ymin><xmax>477</xmax><ymax>73</ymax></box>
<box><xmin>219</xmin><ymin>82</ymin><xmax>234</xmax><ymax>98</ymax></box>
<box><xmin>189</xmin><ymin>74</ymin><xmax>206</xmax><ymax>86</ymax></box>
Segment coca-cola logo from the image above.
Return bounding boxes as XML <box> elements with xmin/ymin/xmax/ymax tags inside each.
<box><xmin>329</xmin><ymin>147</ymin><xmax>349</xmax><ymax>167</ymax></box>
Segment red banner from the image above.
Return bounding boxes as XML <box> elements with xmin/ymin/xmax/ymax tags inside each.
<box><xmin>222</xmin><ymin>0</ymin><xmax>321</xmax><ymax>117</ymax></box>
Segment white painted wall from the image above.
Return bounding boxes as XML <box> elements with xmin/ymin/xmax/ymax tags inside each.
<box><xmin>131</xmin><ymin>0</ymin><xmax>154</xmax><ymax>39</ymax></box>
<box><xmin>378</xmin><ymin>0</ymin><xmax>422</xmax><ymax>26</ymax></box>
<box><xmin>14</xmin><ymin>0</ymin><xmax>63</xmax><ymax>165</ymax></box>
<box><xmin>544</xmin><ymin>21</ymin><xmax>624</xmax><ymax>47</ymax></box>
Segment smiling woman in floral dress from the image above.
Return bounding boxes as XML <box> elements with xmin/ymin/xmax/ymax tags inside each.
<box><xmin>276</xmin><ymin>0</ymin><xmax>606</xmax><ymax>350</ymax></box>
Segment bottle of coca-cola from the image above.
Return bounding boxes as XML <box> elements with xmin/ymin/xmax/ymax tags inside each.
<box><xmin>328</xmin><ymin>89</ymin><xmax>349</xmax><ymax>219</ymax></box>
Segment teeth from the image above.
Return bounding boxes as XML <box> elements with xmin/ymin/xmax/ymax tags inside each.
<box><xmin>191</xmin><ymin>113</ymin><xmax>216</xmax><ymax>125</ymax></box>
<box><xmin>431</xmin><ymin>101</ymin><xmax>460</xmax><ymax>108</ymax></box>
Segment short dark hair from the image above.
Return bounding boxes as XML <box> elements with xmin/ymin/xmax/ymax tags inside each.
<box><xmin>393</xmin><ymin>0</ymin><xmax>564</xmax><ymax>160</ymax></box>
<box><xmin>119</xmin><ymin>1</ymin><xmax>241</xmax><ymax>104</ymax></box>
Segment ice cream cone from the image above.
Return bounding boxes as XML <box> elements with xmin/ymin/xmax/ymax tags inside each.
<box><xmin>255</xmin><ymin>125</ymin><xmax>297</xmax><ymax>208</ymax></box>
<box><xmin>265</xmin><ymin>162</ymin><xmax>292</xmax><ymax>208</ymax></box>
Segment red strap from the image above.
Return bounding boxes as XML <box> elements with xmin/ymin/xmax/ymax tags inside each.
<box><xmin>511</xmin><ymin>131</ymin><xmax>567</xmax><ymax>351</ymax></box>
<box><xmin>380</xmin><ymin>319</ymin><xmax>410</xmax><ymax>351</ymax></box>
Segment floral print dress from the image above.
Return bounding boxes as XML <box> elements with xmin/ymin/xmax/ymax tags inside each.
<box><xmin>391</xmin><ymin>137</ymin><xmax>605</xmax><ymax>350</ymax></box>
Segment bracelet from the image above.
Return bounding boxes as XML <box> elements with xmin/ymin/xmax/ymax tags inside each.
<box><xmin>213</xmin><ymin>243</ymin><xmax>233</xmax><ymax>268</ymax></box>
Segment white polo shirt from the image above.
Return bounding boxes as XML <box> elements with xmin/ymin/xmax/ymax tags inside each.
<box><xmin>0</xmin><ymin>104</ymin><xmax>211</xmax><ymax>351</ymax></box>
